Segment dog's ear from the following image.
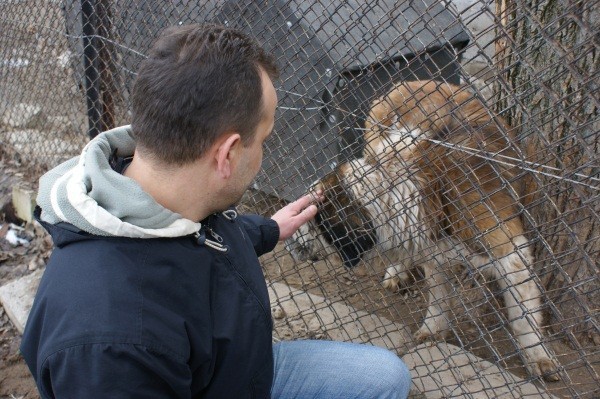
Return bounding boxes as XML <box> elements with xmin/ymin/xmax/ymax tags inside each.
<box><xmin>315</xmin><ymin>170</ymin><xmax>377</xmax><ymax>268</ymax></box>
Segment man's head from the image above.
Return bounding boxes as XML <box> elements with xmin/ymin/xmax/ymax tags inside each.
<box><xmin>216</xmin><ymin>67</ymin><xmax>277</xmax><ymax>206</ymax></box>
<box><xmin>131</xmin><ymin>23</ymin><xmax>279</xmax><ymax>165</ymax></box>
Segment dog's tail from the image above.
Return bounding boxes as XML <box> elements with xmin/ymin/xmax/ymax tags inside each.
<box><xmin>515</xmin><ymin>139</ymin><xmax>540</xmax><ymax>210</ymax></box>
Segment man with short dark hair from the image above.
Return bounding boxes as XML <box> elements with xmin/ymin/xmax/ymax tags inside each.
<box><xmin>21</xmin><ymin>24</ymin><xmax>411</xmax><ymax>398</ymax></box>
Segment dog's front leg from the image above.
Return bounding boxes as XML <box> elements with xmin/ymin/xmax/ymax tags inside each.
<box><xmin>414</xmin><ymin>260</ymin><xmax>453</xmax><ymax>341</ymax></box>
<box><xmin>494</xmin><ymin>250</ymin><xmax>560</xmax><ymax>381</ymax></box>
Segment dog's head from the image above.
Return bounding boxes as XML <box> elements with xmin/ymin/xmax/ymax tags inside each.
<box><xmin>286</xmin><ymin>160</ymin><xmax>378</xmax><ymax>268</ymax></box>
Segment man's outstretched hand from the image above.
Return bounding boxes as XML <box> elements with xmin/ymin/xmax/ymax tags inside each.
<box><xmin>271</xmin><ymin>191</ymin><xmax>323</xmax><ymax>241</ymax></box>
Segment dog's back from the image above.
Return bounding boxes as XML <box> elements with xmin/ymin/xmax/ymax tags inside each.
<box><xmin>363</xmin><ymin>80</ymin><xmax>532</xmax><ymax>258</ymax></box>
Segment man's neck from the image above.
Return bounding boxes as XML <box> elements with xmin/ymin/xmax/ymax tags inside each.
<box><xmin>124</xmin><ymin>152</ymin><xmax>215</xmax><ymax>222</ymax></box>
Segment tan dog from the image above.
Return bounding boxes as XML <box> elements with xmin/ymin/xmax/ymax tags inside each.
<box><xmin>286</xmin><ymin>80</ymin><xmax>559</xmax><ymax>381</ymax></box>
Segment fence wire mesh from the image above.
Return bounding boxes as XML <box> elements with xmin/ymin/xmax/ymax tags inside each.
<box><xmin>1</xmin><ymin>0</ymin><xmax>599</xmax><ymax>397</ymax></box>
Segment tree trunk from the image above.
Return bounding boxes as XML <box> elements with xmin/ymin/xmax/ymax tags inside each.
<box><xmin>494</xmin><ymin>0</ymin><xmax>599</xmax><ymax>347</ymax></box>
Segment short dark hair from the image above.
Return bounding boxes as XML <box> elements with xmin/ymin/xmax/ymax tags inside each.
<box><xmin>131</xmin><ymin>24</ymin><xmax>278</xmax><ymax>164</ymax></box>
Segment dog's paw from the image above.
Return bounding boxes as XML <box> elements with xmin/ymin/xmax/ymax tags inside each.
<box><xmin>527</xmin><ymin>357</ymin><xmax>561</xmax><ymax>382</ymax></box>
<box><xmin>522</xmin><ymin>344</ymin><xmax>562</xmax><ymax>382</ymax></box>
<box><xmin>413</xmin><ymin>326</ymin><xmax>441</xmax><ymax>342</ymax></box>
<box><xmin>414</xmin><ymin>323</ymin><xmax>451</xmax><ymax>343</ymax></box>
<box><xmin>413</xmin><ymin>327</ymin><xmax>433</xmax><ymax>342</ymax></box>
<box><xmin>382</xmin><ymin>275</ymin><xmax>401</xmax><ymax>292</ymax></box>
<box><xmin>382</xmin><ymin>269</ymin><xmax>410</xmax><ymax>292</ymax></box>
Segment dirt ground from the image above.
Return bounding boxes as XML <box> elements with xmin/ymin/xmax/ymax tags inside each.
<box><xmin>0</xmin><ymin>150</ymin><xmax>46</xmax><ymax>399</ymax></box>
<box><xmin>260</xmin><ymin>245</ymin><xmax>600</xmax><ymax>399</ymax></box>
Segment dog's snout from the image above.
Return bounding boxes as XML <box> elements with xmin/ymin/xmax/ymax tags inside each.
<box><xmin>285</xmin><ymin>237</ymin><xmax>308</xmax><ymax>261</ymax></box>
<box><xmin>285</xmin><ymin>227</ymin><xmax>323</xmax><ymax>262</ymax></box>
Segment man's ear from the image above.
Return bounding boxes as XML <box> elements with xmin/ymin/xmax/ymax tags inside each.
<box><xmin>214</xmin><ymin>133</ymin><xmax>242</xmax><ymax>179</ymax></box>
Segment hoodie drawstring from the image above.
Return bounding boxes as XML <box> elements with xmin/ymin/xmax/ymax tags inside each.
<box><xmin>222</xmin><ymin>209</ymin><xmax>238</xmax><ymax>221</ymax></box>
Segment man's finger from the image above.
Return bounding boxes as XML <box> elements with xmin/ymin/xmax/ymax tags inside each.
<box><xmin>310</xmin><ymin>189</ymin><xmax>324</xmax><ymax>202</ymax></box>
<box><xmin>293</xmin><ymin>204</ymin><xmax>318</xmax><ymax>225</ymax></box>
<box><xmin>289</xmin><ymin>193</ymin><xmax>317</xmax><ymax>212</ymax></box>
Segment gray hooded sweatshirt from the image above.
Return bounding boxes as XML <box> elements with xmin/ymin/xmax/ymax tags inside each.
<box><xmin>37</xmin><ymin>125</ymin><xmax>201</xmax><ymax>237</ymax></box>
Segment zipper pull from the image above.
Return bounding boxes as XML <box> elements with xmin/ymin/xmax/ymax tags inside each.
<box><xmin>193</xmin><ymin>228</ymin><xmax>228</xmax><ymax>253</ymax></box>
<box><xmin>207</xmin><ymin>228</ymin><xmax>223</xmax><ymax>243</ymax></box>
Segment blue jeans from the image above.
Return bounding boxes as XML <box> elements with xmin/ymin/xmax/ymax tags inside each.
<box><xmin>272</xmin><ymin>340</ymin><xmax>411</xmax><ymax>399</ymax></box>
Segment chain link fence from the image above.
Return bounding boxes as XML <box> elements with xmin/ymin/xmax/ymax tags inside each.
<box><xmin>1</xmin><ymin>0</ymin><xmax>598</xmax><ymax>397</ymax></box>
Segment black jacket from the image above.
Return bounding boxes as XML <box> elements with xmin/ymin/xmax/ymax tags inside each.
<box><xmin>21</xmin><ymin>211</ymin><xmax>279</xmax><ymax>398</ymax></box>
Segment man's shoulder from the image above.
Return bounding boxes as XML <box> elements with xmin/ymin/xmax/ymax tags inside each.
<box><xmin>41</xmin><ymin>235</ymin><xmax>215</xmax><ymax>310</ymax></box>
<box><xmin>23</xmin><ymin>236</ymin><xmax>214</xmax><ymax>369</ymax></box>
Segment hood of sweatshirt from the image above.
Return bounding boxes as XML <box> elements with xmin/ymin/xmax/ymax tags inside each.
<box><xmin>37</xmin><ymin>125</ymin><xmax>201</xmax><ymax>238</ymax></box>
